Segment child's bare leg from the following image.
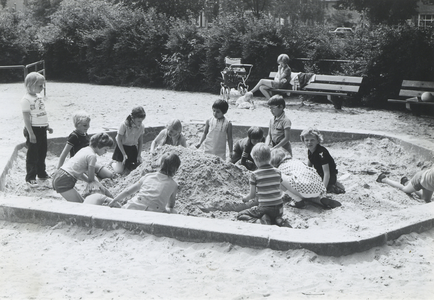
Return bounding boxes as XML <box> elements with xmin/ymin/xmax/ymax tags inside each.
<box><xmin>249</xmin><ymin>79</ymin><xmax>273</xmax><ymax>93</ymax></box>
<box><xmin>60</xmin><ymin>189</ymin><xmax>84</xmax><ymax>203</ymax></box>
<box><xmin>97</xmin><ymin>166</ymin><xmax>114</xmax><ymax>179</ymax></box>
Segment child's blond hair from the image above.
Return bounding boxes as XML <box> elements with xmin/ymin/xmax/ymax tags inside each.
<box><xmin>270</xmin><ymin>148</ymin><xmax>292</xmax><ymax>168</ymax></box>
<box><xmin>300</xmin><ymin>128</ymin><xmax>324</xmax><ymax>143</ymax></box>
<box><xmin>251</xmin><ymin>143</ymin><xmax>271</xmax><ymax>166</ymax></box>
<box><xmin>73</xmin><ymin>111</ymin><xmax>91</xmax><ymax>127</ymax></box>
<box><xmin>167</xmin><ymin>119</ymin><xmax>182</xmax><ymax>132</ymax></box>
<box><xmin>24</xmin><ymin>72</ymin><xmax>45</xmax><ymax>94</ymax></box>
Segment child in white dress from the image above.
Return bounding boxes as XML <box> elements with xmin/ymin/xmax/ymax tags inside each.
<box><xmin>196</xmin><ymin>100</ymin><xmax>233</xmax><ymax>160</ymax></box>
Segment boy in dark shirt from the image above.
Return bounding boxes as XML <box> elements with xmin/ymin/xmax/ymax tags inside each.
<box><xmin>231</xmin><ymin>126</ymin><xmax>264</xmax><ymax>170</ymax></box>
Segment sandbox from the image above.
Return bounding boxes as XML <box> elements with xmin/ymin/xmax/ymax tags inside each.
<box><xmin>1</xmin><ymin>123</ymin><xmax>433</xmax><ymax>256</ymax></box>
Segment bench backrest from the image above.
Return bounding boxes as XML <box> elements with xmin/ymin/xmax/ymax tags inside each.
<box><xmin>398</xmin><ymin>80</ymin><xmax>434</xmax><ymax>98</ymax></box>
<box><xmin>268</xmin><ymin>72</ymin><xmax>363</xmax><ymax>94</ymax></box>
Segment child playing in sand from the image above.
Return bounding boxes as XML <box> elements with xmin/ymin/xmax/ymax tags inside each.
<box><xmin>196</xmin><ymin>99</ymin><xmax>233</xmax><ymax>160</ymax></box>
<box><xmin>270</xmin><ymin>148</ymin><xmax>341</xmax><ymax>209</ymax></box>
<box><xmin>231</xmin><ymin>126</ymin><xmax>265</xmax><ymax>171</ymax></box>
<box><xmin>265</xmin><ymin>95</ymin><xmax>292</xmax><ymax>156</ymax></box>
<box><xmin>376</xmin><ymin>167</ymin><xmax>434</xmax><ymax>203</ymax></box>
<box><xmin>150</xmin><ymin>119</ymin><xmax>187</xmax><ymax>154</ymax></box>
<box><xmin>234</xmin><ymin>91</ymin><xmax>255</xmax><ymax>109</ymax></box>
<box><xmin>300</xmin><ymin>128</ymin><xmax>345</xmax><ymax>194</ymax></box>
<box><xmin>52</xmin><ymin>132</ymin><xmax>114</xmax><ymax>203</ymax></box>
<box><xmin>245</xmin><ymin>53</ymin><xmax>291</xmax><ymax>99</ymax></box>
<box><xmin>21</xmin><ymin>72</ymin><xmax>53</xmax><ymax>187</ymax></box>
<box><xmin>108</xmin><ymin>152</ymin><xmax>181</xmax><ymax>213</ymax></box>
<box><xmin>112</xmin><ymin>106</ymin><xmax>146</xmax><ymax>173</ymax></box>
<box><xmin>57</xmin><ymin>111</ymin><xmax>113</xmax><ymax>179</ymax></box>
<box><xmin>237</xmin><ymin>143</ymin><xmax>291</xmax><ymax>227</ymax></box>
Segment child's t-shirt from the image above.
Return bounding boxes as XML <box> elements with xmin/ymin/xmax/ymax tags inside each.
<box><xmin>67</xmin><ymin>130</ymin><xmax>90</xmax><ymax>157</ymax></box>
<box><xmin>21</xmin><ymin>93</ymin><xmax>48</xmax><ymax>126</ymax></box>
<box><xmin>308</xmin><ymin>145</ymin><xmax>338</xmax><ymax>185</ymax></box>
<box><xmin>124</xmin><ymin>172</ymin><xmax>178</xmax><ymax>212</ymax></box>
<box><xmin>269</xmin><ymin>111</ymin><xmax>292</xmax><ymax>153</ymax></box>
<box><xmin>61</xmin><ymin>146</ymin><xmax>97</xmax><ymax>179</ymax></box>
<box><xmin>421</xmin><ymin>167</ymin><xmax>434</xmax><ymax>191</ymax></box>
<box><xmin>250</xmin><ymin>164</ymin><xmax>283</xmax><ymax>207</ymax></box>
<box><xmin>153</xmin><ymin>128</ymin><xmax>186</xmax><ymax>148</ymax></box>
<box><xmin>117</xmin><ymin>121</ymin><xmax>145</xmax><ymax>146</ymax></box>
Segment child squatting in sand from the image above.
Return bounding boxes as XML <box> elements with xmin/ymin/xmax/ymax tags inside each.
<box><xmin>237</xmin><ymin>143</ymin><xmax>291</xmax><ymax>227</ymax></box>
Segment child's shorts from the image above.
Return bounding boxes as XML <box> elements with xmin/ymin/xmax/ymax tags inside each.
<box><xmin>52</xmin><ymin>169</ymin><xmax>77</xmax><ymax>193</ymax></box>
<box><xmin>237</xmin><ymin>203</ymin><xmax>283</xmax><ymax>224</ymax></box>
<box><xmin>410</xmin><ymin>171</ymin><xmax>424</xmax><ymax>191</ymax></box>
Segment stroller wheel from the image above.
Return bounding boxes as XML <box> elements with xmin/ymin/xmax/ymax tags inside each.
<box><xmin>220</xmin><ymin>85</ymin><xmax>230</xmax><ymax>101</ymax></box>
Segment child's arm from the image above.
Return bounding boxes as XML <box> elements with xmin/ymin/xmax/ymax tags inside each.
<box><xmin>115</xmin><ymin>134</ymin><xmax>128</xmax><ymax>163</ymax></box>
<box><xmin>108</xmin><ymin>179</ymin><xmax>143</xmax><ymax>207</ymax></box>
<box><xmin>22</xmin><ymin>112</ymin><xmax>36</xmax><ymax>143</ymax></box>
<box><xmin>57</xmin><ymin>144</ymin><xmax>73</xmax><ymax>169</ymax></box>
<box><xmin>165</xmin><ymin>186</ymin><xmax>178</xmax><ymax>213</ymax></box>
<box><xmin>150</xmin><ymin>131</ymin><xmax>164</xmax><ymax>153</ymax></box>
<box><xmin>179</xmin><ymin>135</ymin><xmax>187</xmax><ymax>148</ymax></box>
<box><xmin>137</xmin><ymin>133</ymin><xmax>144</xmax><ymax>163</ymax></box>
<box><xmin>242</xmin><ymin>184</ymin><xmax>256</xmax><ymax>203</ymax></box>
<box><xmin>227</xmin><ymin>122</ymin><xmax>233</xmax><ymax>159</ymax></box>
<box><xmin>265</xmin><ymin>120</ymin><xmax>272</xmax><ymax>147</ymax></box>
<box><xmin>272</xmin><ymin>128</ymin><xmax>291</xmax><ymax>149</ymax></box>
<box><xmin>322</xmin><ymin>164</ymin><xmax>331</xmax><ymax>188</ymax></box>
<box><xmin>195</xmin><ymin>120</ymin><xmax>210</xmax><ymax>148</ymax></box>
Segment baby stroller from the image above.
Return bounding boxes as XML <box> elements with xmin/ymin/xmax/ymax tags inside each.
<box><xmin>220</xmin><ymin>57</ymin><xmax>253</xmax><ymax>101</ymax></box>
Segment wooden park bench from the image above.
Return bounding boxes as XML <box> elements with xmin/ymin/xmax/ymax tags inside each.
<box><xmin>268</xmin><ymin>72</ymin><xmax>364</xmax><ymax>109</ymax></box>
<box><xmin>387</xmin><ymin>80</ymin><xmax>434</xmax><ymax>116</ymax></box>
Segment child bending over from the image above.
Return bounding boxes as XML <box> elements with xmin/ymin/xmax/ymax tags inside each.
<box><xmin>150</xmin><ymin>119</ymin><xmax>187</xmax><ymax>154</ymax></box>
<box><xmin>57</xmin><ymin>111</ymin><xmax>113</xmax><ymax>179</ymax></box>
<box><xmin>376</xmin><ymin>167</ymin><xmax>434</xmax><ymax>203</ymax></box>
<box><xmin>52</xmin><ymin>132</ymin><xmax>114</xmax><ymax>203</ymax></box>
<box><xmin>108</xmin><ymin>152</ymin><xmax>181</xmax><ymax>213</ymax></box>
<box><xmin>237</xmin><ymin>143</ymin><xmax>291</xmax><ymax>227</ymax></box>
<box><xmin>196</xmin><ymin>99</ymin><xmax>233</xmax><ymax>160</ymax></box>
<box><xmin>270</xmin><ymin>148</ymin><xmax>341</xmax><ymax>209</ymax></box>
<box><xmin>112</xmin><ymin>106</ymin><xmax>146</xmax><ymax>173</ymax></box>
<box><xmin>300</xmin><ymin>128</ymin><xmax>345</xmax><ymax>194</ymax></box>
<box><xmin>231</xmin><ymin>126</ymin><xmax>265</xmax><ymax>171</ymax></box>
<box><xmin>265</xmin><ymin>95</ymin><xmax>292</xmax><ymax>156</ymax></box>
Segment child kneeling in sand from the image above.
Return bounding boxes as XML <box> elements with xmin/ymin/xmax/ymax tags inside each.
<box><xmin>376</xmin><ymin>166</ymin><xmax>434</xmax><ymax>203</ymax></box>
<box><xmin>52</xmin><ymin>132</ymin><xmax>114</xmax><ymax>203</ymax></box>
<box><xmin>237</xmin><ymin>143</ymin><xmax>291</xmax><ymax>227</ymax></box>
<box><xmin>300</xmin><ymin>128</ymin><xmax>345</xmax><ymax>194</ymax></box>
<box><xmin>150</xmin><ymin>119</ymin><xmax>187</xmax><ymax>154</ymax></box>
<box><xmin>107</xmin><ymin>152</ymin><xmax>181</xmax><ymax>213</ymax></box>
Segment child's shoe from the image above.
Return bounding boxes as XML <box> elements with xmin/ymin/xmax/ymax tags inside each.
<box><xmin>26</xmin><ymin>179</ymin><xmax>39</xmax><ymax>188</ymax></box>
<box><xmin>38</xmin><ymin>173</ymin><xmax>51</xmax><ymax>180</ymax></box>
<box><xmin>260</xmin><ymin>214</ymin><xmax>272</xmax><ymax>225</ymax></box>
<box><xmin>276</xmin><ymin>217</ymin><xmax>292</xmax><ymax>228</ymax></box>
<box><xmin>376</xmin><ymin>172</ymin><xmax>387</xmax><ymax>183</ymax></box>
<box><xmin>320</xmin><ymin>197</ymin><xmax>342</xmax><ymax>209</ymax></box>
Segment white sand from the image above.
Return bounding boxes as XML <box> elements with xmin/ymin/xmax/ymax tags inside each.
<box><xmin>1</xmin><ymin>82</ymin><xmax>434</xmax><ymax>299</ymax></box>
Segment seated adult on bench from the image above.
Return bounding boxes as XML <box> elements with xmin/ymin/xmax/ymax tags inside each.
<box><xmin>246</xmin><ymin>54</ymin><xmax>291</xmax><ymax>99</ymax></box>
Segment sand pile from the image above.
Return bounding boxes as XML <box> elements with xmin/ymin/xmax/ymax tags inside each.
<box><xmin>106</xmin><ymin>145</ymin><xmax>251</xmax><ymax>219</ymax></box>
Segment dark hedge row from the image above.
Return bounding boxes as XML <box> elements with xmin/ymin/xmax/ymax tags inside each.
<box><xmin>1</xmin><ymin>0</ymin><xmax>433</xmax><ymax>107</ymax></box>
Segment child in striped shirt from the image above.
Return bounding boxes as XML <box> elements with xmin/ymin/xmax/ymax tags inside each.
<box><xmin>237</xmin><ymin>143</ymin><xmax>291</xmax><ymax>227</ymax></box>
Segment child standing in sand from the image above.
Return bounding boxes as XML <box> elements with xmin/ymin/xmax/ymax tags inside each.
<box><xmin>376</xmin><ymin>167</ymin><xmax>434</xmax><ymax>203</ymax></box>
<box><xmin>237</xmin><ymin>143</ymin><xmax>291</xmax><ymax>227</ymax></box>
<box><xmin>112</xmin><ymin>106</ymin><xmax>146</xmax><ymax>173</ymax></box>
<box><xmin>265</xmin><ymin>95</ymin><xmax>292</xmax><ymax>156</ymax></box>
<box><xmin>52</xmin><ymin>132</ymin><xmax>114</xmax><ymax>203</ymax></box>
<box><xmin>150</xmin><ymin>119</ymin><xmax>187</xmax><ymax>154</ymax></box>
<box><xmin>108</xmin><ymin>152</ymin><xmax>181</xmax><ymax>213</ymax></box>
<box><xmin>196</xmin><ymin>99</ymin><xmax>233</xmax><ymax>160</ymax></box>
<box><xmin>57</xmin><ymin>111</ymin><xmax>113</xmax><ymax>179</ymax></box>
<box><xmin>21</xmin><ymin>72</ymin><xmax>53</xmax><ymax>187</ymax></box>
<box><xmin>231</xmin><ymin>126</ymin><xmax>265</xmax><ymax>171</ymax></box>
<box><xmin>300</xmin><ymin>128</ymin><xmax>345</xmax><ymax>194</ymax></box>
